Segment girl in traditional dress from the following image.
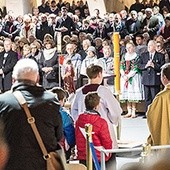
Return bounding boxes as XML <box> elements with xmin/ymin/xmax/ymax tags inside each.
<box><xmin>120</xmin><ymin>42</ymin><xmax>144</xmax><ymax>118</ymax></box>
<box><xmin>63</xmin><ymin>59</ymin><xmax>75</xmax><ymax>94</ymax></box>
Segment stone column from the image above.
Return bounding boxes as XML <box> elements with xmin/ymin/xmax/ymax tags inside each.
<box><xmin>87</xmin><ymin>0</ymin><xmax>106</xmax><ymax>18</ymax></box>
<box><xmin>0</xmin><ymin>0</ymin><xmax>6</xmax><ymax>8</ymax></box>
<box><xmin>6</xmin><ymin>0</ymin><xmax>33</xmax><ymax>16</ymax></box>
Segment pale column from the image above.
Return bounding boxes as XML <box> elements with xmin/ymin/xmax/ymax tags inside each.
<box><xmin>36</xmin><ymin>0</ymin><xmax>42</xmax><ymax>6</ymax></box>
<box><xmin>87</xmin><ymin>0</ymin><xmax>106</xmax><ymax>18</ymax></box>
<box><xmin>6</xmin><ymin>0</ymin><xmax>33</xmax><ymax>16</ymax></box>
<box><xmin>0</xmin><ymin>0</ymin><xmax>6</xmax><ymax>8</ymax></box>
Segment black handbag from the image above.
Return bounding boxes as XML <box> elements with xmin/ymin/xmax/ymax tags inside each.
<box><xmin>46</xmin><ymin>71</ymin><xmax>57</xmax><ymax>80</ymax></box>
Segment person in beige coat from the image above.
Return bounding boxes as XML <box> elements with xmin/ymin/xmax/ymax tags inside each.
<box><xmin>20</xmin><ymin>14</ymin><xmax>36</xmax><ymax>39</ymax></box>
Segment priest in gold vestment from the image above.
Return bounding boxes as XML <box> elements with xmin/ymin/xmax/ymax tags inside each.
<box><xmin>147</xmin><ymin>63</ymin><xmax>170</xmax><ymax>145</ymax></box>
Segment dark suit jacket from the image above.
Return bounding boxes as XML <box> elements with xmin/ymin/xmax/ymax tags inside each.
<box><xmin>0</xmin><ymin>50</ymin><xmax>18</xmax><ymax>91</ymax></box>
<box><xmin>137</xmin><ymin>51</ymin><xmax>165</xmax><ymax>86</ymax></box>
<box><xmin>36</xmin><ymin>21</ymin><xmax>54</xmax><ymax>42</ymax></box>
<box><xmin>56</xmin><ymin>16</ymin><xmax>76</xmax><ymax>37</ymax></box>
<box><xmin>0</xmin><ymin>82</ymin><xmax>62</xmax><ymax>170</ymax></box>
<box><xmin>159</xmin><ymin>0</ymin><xmax>170</xmax><ymax>14</ymax></box>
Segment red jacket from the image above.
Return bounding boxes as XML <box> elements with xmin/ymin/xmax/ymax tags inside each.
<box><xmin>75</xmin><ymin>111</ymin><xmax>112</xmax><ymax>161</ymax></box>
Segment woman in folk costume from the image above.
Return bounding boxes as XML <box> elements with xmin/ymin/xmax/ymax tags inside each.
<box><xmin>120</xmin><ymin>42</ymin><xmax>144</xmax><ymax>118</ymax></box>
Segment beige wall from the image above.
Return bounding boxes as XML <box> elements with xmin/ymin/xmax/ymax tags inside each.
<box><xmin>0</xmin><ymin>0</ymin><xmax>6</xmax><ymax>8</ymax></box>
<box><xmin>104</xmin><ymin>0</ymin><xmax>125</xmax><ymax>13</ymax></box>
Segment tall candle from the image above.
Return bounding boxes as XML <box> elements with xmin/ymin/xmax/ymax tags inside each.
<box><xmin>113</xmin><ymin>32</ymin><xmax>120</xmax><ymax>95</ymax></box>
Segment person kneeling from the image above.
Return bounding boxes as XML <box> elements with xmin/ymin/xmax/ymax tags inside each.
<box><xmin>75</xmin><ymin>92</ymin><xmax>116</xmax><ymax>170</ymax></box>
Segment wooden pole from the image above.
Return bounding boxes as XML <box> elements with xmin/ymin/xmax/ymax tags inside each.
<box><xmin>85</xmin><ymin>124</ymin><xmax>93</xmax><ymax>170</ymax></box>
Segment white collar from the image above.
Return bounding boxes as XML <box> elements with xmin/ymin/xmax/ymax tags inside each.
<box><xmin>125</xmin><ymin>52</ymin><xmax>137</xmax><ymax>60</ymax></box>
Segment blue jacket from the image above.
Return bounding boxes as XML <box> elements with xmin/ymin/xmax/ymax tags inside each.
<box><xmin>60</xmin><ymin>107</ymin><xmax>75</xmax><ymax>147</ymax></box>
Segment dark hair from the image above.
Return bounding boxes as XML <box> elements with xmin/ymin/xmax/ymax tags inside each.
<box><xmin>86</xmin><ymin>64</ymin><xmax>103</xmax><ymax>79</ymax></box>
<box><xmin>161</xmin><ymin>63</ymin><xmax>170</xmax><ymax>81</ymax></box>
<box><xmin>50</xmin><ymin>87</ymin><xmax>68</xmax><ymax>100</ymax></box>
<box><xmin>51</xmin><ymin>0</ymin><xmax>56</xmax><ymax>4</ymax></box>
<box><xmin>61</xmin><ymin>6</ymin><xmax>67</xmax><ymax>11</ymax></box>
<box><xmin>0</xmin><ymin>41</ymin><xmax>4</xmax><ymax>47</ymax></box>
<box><xmin>43</xmin><ymin>39</ymin><xmax>55</xmax><ymax>48</ymax></box>
<box><xmin>135</xmin><ymin>34</ymin><xmax>144</xmax><ymax>39</ymax></box>
<box><xmin>85</xmin><ymin>92</ymin><xmax>100</xmax><ymax>110</ymax></box>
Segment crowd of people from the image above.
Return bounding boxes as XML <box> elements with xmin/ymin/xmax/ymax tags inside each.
<box><xmin>0</xmin><ymin>0</ymin><xmax>169</xmax><ymax>169</ymax></box>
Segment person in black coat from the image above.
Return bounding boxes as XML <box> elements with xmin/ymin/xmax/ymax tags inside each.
<box><xmin>137</xmin><ymin>40</ymin><xmax>165</xmax><ymax>114</ymax></box>
<box><xmin>36</xmin><ymin>14</ymin><xmax>54</xmax><ymax>42</ymax></box>
<box><xmin>1</xmin><ymin>14</ymin><xmax>20</xmax><ymax>41</ymax></box>
<box><xmin>0</xmin><ymin>38</ymin><xmax>18</xmax><ymax>92</ymax></box>
<box><xmin>125</xmin><ymin>10</ymin><xmax>142</xmax><ymax>38</ymax></box>
<box><xmin>159</xmin><ymin>0</ymin><xmax>170</xmax><ymax>14</ymax></box>
<box><xmin>129</xmin><ymin>0</ymin><xmax>145</xmax><ymax>12</ymax></box>
<box><xmin>142</xmin><ymin>8</ymin><xmax>159</xmax><ymax>40</ymax></box>
<box><xmin>47</xmin><ymin>0</ymin><xmax>60</xmax><ymax>15</ymax></box>
<box><xmin>0</xmin><ymin>58</ymin><xmax>63</xmax><ymax>170</ymax></box>
<box><xmin>55</xmin><ymin>6</ymin><xmax>76</xmax><ymax>38</ymax></box>
<box><xmin>38</xmin><ymin>0</ymin><xmax>50</xmax><ymax>13</ymax></box>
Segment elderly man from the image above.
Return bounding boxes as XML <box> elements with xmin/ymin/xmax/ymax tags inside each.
<box><xmin>0</xmin><ymin>58</ymin><xmax>63</xmax><ymax>170</ymax></box>
<box><xmin>142</xmin><ymin>8</ymin><xmax>159</xmax><ymax>39</ymax></box>
<box><xmin>0</xmin><ymin>38</ymin><xmax>18</xmax><ymax>93</ymax></box>
<box><xmin>138</xmin><ymin>40</ymin><xmax>165</xmax><ymax>117</ymax></box>
<box><xmin>98</xmin><ymin>45</ymin><xmax>114</xmax><ymax>92</ymax></box>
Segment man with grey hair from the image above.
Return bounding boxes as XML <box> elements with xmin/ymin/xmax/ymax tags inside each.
<box><xmin>0</xmin><ymin>38</ymin><xmax>18</xmax><ymax>93</ymax></box>
<box><xmin>0</xmin><ymin>58</ymin><xmax>63</xmax><ymax>170</ymax></box>
<box><xmin>142</xmin><ymin>8</ymin><xmax>159</xmax><ymax>39</ymax></box>
<box><xmin>125</xmin><ymin>10</ymin><xmax>142</xmax><ymax>38</ymax></box>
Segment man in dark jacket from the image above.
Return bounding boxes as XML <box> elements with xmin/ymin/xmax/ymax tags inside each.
<box><xmin>55</xmin><ymin>6</ymin><xmax>76</xmax><ymax>38</ymax></box>
<box><xmin>0</xmin><ymin>38</ymin><xmax>18</xmax><ymax>92</ymax></box>
<box><xmin>0</xmin><ymin>58</ymin><xmax>63</xmax><ymax>170</ymax></box>
<box><xmin>38</xmin><ymin>0</ymin><xmax>49</xmax><ymax>13</ymax></box>
<box><xmin>142</xmin><ymin>8</ymin><xmax>159</xmax><ymax>40</ymax></box>
<box><xmin>36</xmin><ymin>14</ymin><xmax>54</xmax><ymax>42</ymax></box>
<box><xmin>1</xmin><ymin>14</ymin><xmax>20</xmax><ymax>41</ymax></box>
